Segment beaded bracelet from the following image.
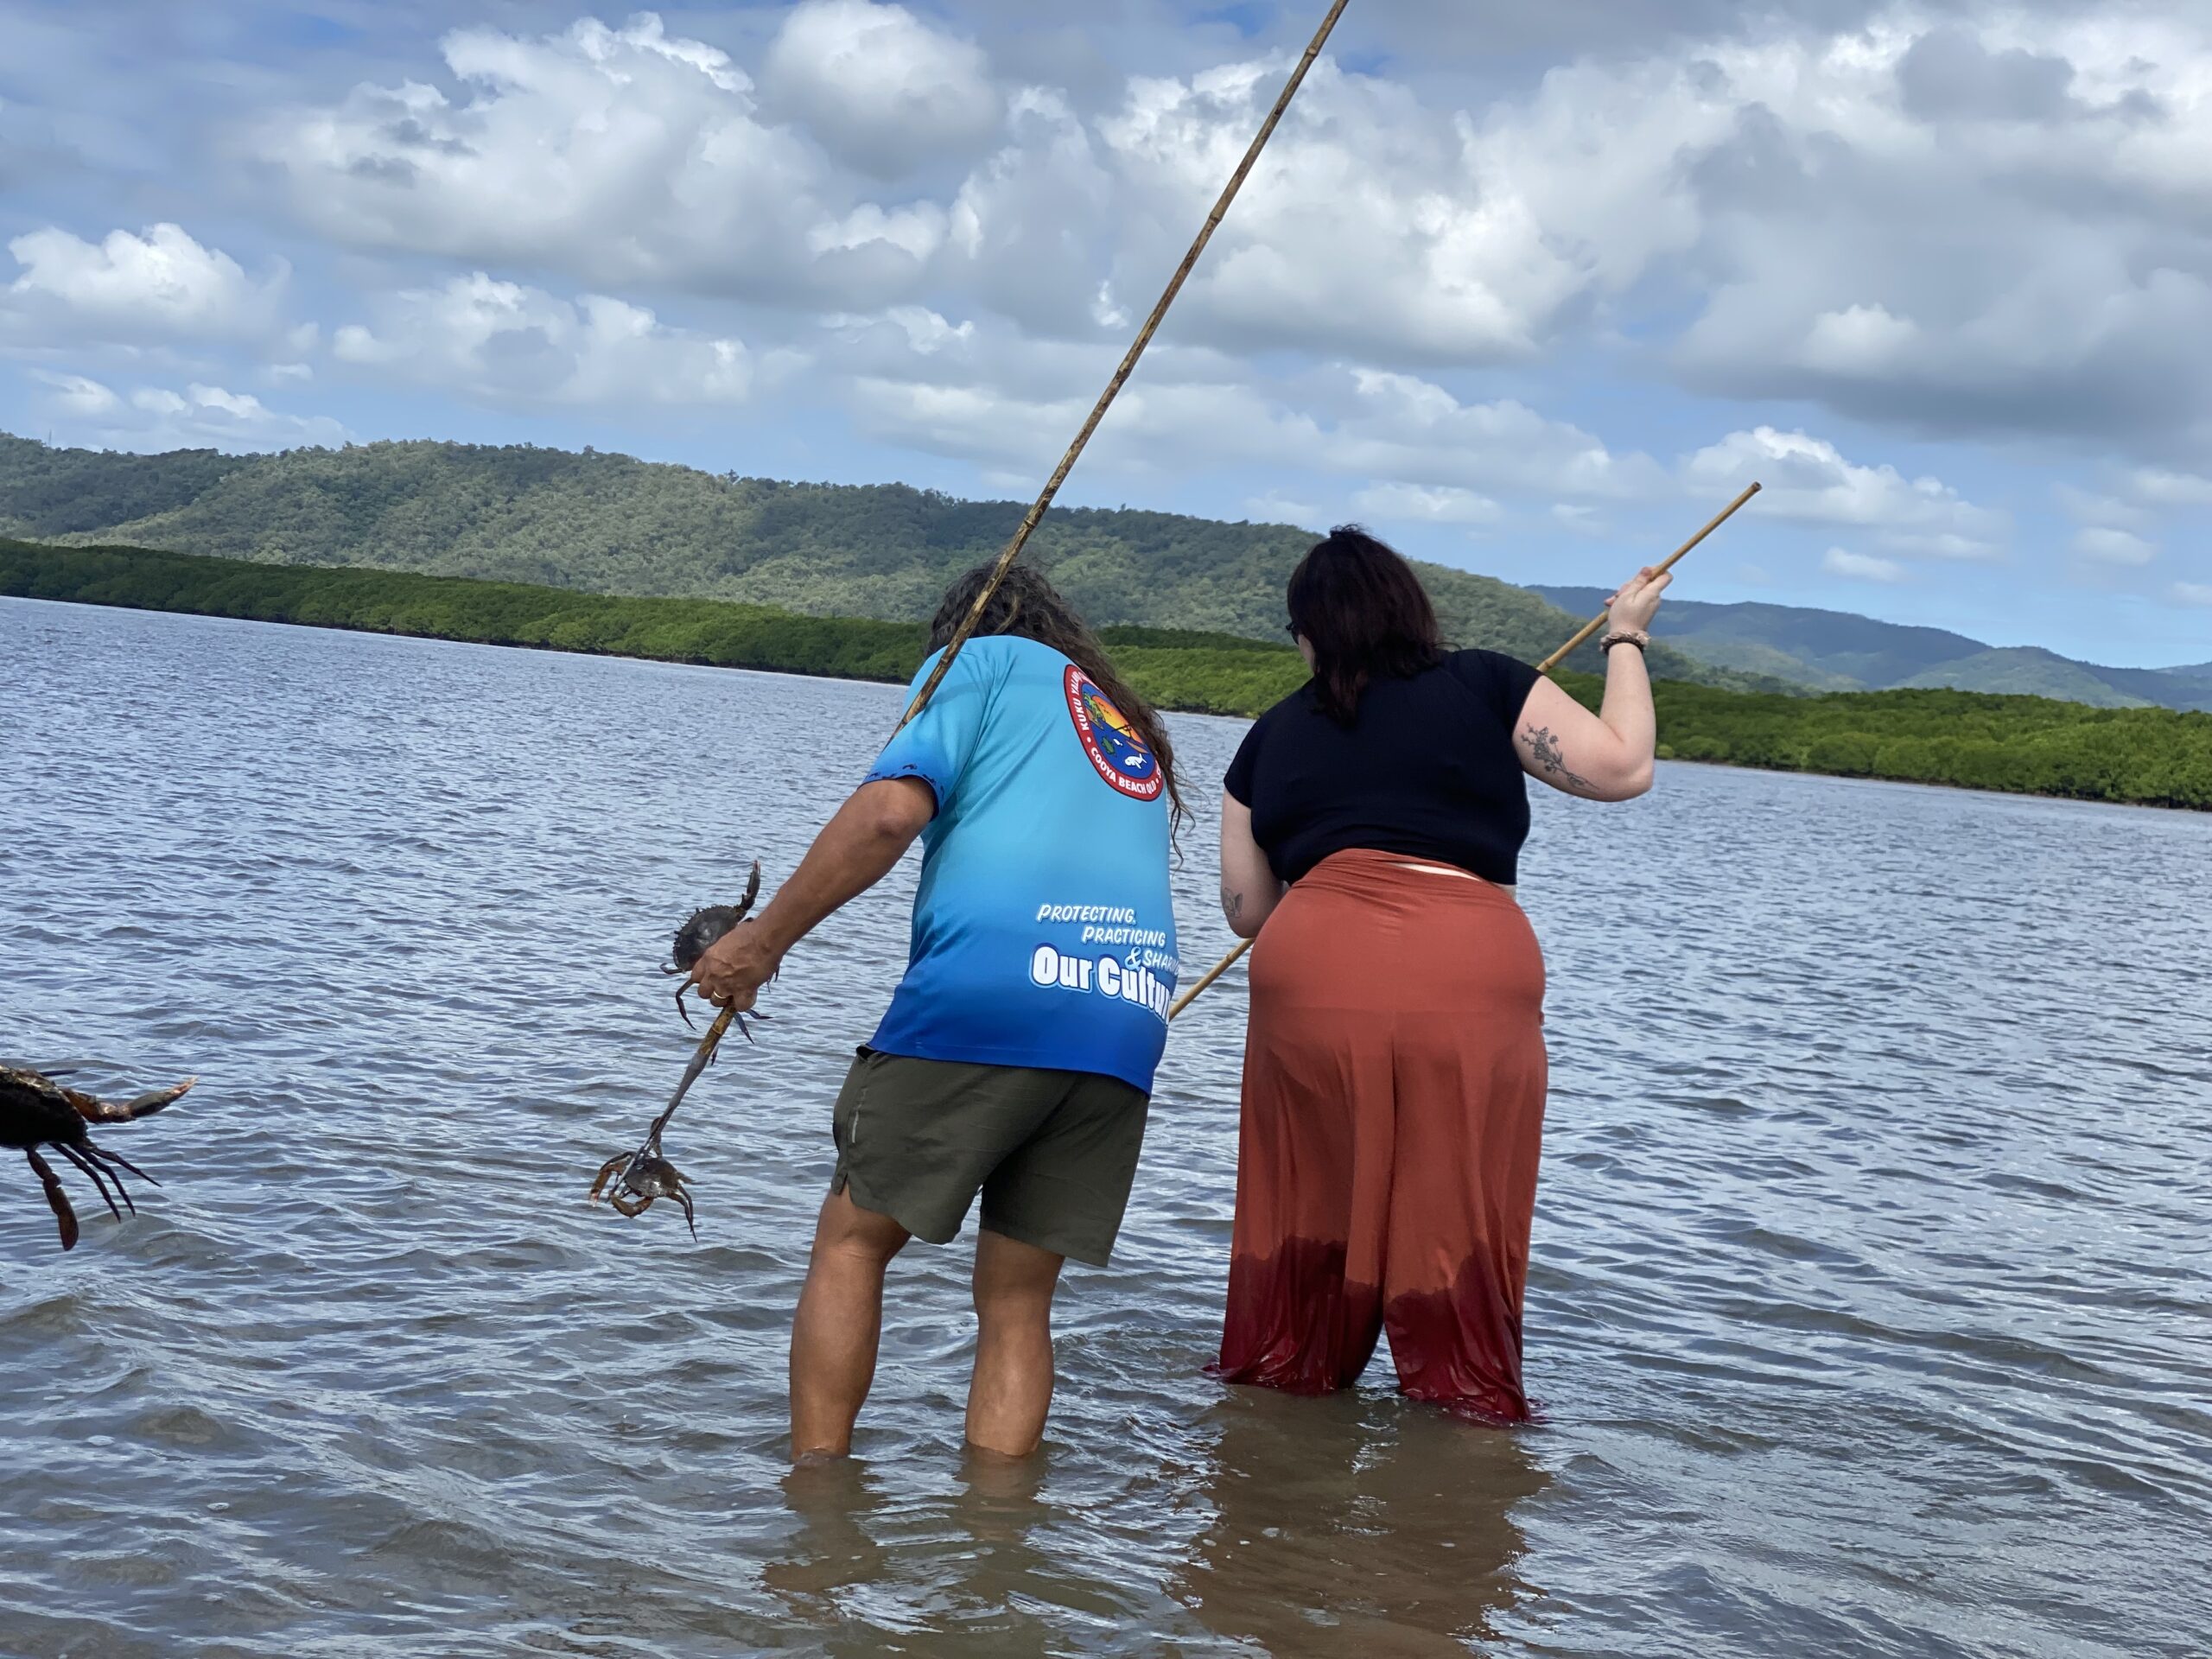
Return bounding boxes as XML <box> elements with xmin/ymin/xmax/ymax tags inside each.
<box><xmin>1599</xmin><ymin>630</ymin><xmax>1649</xmax><ymax>652</ymax></box>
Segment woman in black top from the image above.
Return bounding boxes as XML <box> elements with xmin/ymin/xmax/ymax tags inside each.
<box><xmin>1211</xmin><ymin>527</ymin><xmax>1668</xmax><ymax>1421</ymax></box>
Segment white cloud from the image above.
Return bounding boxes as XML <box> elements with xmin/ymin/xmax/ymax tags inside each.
<box><xmin>976</xmin><ymin>12</ymin><xmax>2212</xmax><ymax>441</ymax></box>
<box><xmin>1084</xmin><ymin>59</ymin><xmax>1621</xmax><ymax>362</ymax></box>
<box><xmin>229</xmin><ymin>7</ymin><xmax>2212</xmax><ymax>456</ymax></box>
<box><xmin>2131</xmin><ymin>468</ymin><xmax>2212</xmax><ymax>508</ymax></box>
<box><xmin>1353</xmin><ymin>481</ymin><xmax>1502</xmax><ymax>525</ymax></box>
<box><xmin>835</xmin><ymin>315</ymin><xmax>1668</xmax><ymax>505</ymax></box>
<box><xmin>1683</xmin><ymin>427</ymin><xmax>2005</xmax><ymax>557</ymax></box>
<box><xmin>1337</xmin><ymin>369</ymin><xmax>1665</xmax><ymax>500</ymax></box>
<box><xmin>333</xmin><ymin>275</ymin><xmax>758</xmax><ymax>407</ymax></box>
<box><xmin>29</xmin><ymin>371</ymin><xmax>347</xmax><ymax>452</ymax></box>
<box><xmin>1798</xmin><ymin>303</ymin><xmax>1923</xmax><ymax>375</ymax></box>
<box><xmin>4</xmin><ymin>222</ymin><xmax>285</xmax><ymax>340</ymax></box>
<box><xmin>763</xmin><ymin>0</ymin><xmax>1000</xmax><ymax>177</ymax></box>
<box><xmin>1245</xmin><ymin>491</ymin><xmax>1323</xmax><ymax>527</ymax></box>
<box><xmin>945</xmin><ymin>88</ymin><xmax>1122</xmax><ymax>339</ymax></box>
<box><xmin>2055</xmin><ymin>483</ymin><xmax>2152</xmax><ymax>533</ymax></box>
<box><xmin>1653</xmin><ymin>16</ymin><xmax>2212</xmax><ymax>440</ymax></box>
<box><xmin>257</xmin><ymin>14</ymin><xmax>940</xmax><ymax>306</ymax></box>
<box><xmin>1822</xmin><ymin>547</ymin><xmax>1905</xmax><ymax>583</ymax></box>
<box><xmin>2172</xmin><ymin>582</ymin><xmax>2212</xmax><ymax>607</ymax></box>
<box><xmin>2072</xmin><ymin>525</ymin><xmax>2157</xmax><ymax>567</ymax></box>
<box><xmin>29</xmin><ymin>369</ymin><xmax>122</xmax><ymax>416</ymax></box>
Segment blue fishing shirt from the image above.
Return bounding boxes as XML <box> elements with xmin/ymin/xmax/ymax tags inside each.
<box><xmin>862</xmin><ymin>634</ymin><xmax>1179</xmax><ymax>1096</ymax></box>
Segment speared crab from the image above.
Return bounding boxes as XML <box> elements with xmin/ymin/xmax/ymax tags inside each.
<box><xmin>3</xmin><ymin>1063</ymin><xmax>193</xmax><ymax>1251</ymax></box>
<box><xmin>593</xmin><ymin>860</ymin><xmax>768</xmax><ymax>1238</ymax></box>
<box><xmin>589</xmin><ymin>1135</ymin><xmax>698</xmax><ymax>1238</ymax></box>
<box><xmin>664</xmin><ymin>859</ymin><xmax>767</xmax><ymax>1038</ymax></box>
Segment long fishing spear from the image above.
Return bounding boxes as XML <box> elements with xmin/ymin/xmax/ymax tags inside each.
<box><xmin>648</xmin><ymin>0</ymin><xmax>1357</xmax><ymax>1135</ymax></box>
<box><xmin>1163</xmin><ymin>480</ymin><xmax>1763</xmax><ymax>1022</ymax></box>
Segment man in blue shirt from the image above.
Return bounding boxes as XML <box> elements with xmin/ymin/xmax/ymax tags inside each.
<box><xmin>692</xmin><ymin>565</ymin><xmax>1183</xmax><ymax>1460</ymax></box>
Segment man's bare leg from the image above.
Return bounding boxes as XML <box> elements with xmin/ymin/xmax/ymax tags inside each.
<box><xmin>790</xmin><ymin>1189</ymin><xmax>911</xmax><ymax>1459</ymax></box>
<box><xmin>966</xmin><ymin>1228</ymin><xmax>1065</xmax><ymax>1457</ymax></box>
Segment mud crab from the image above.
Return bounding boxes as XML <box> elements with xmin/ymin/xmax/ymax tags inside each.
<box><xmin>664</xmin><ymin>859</ymin><xmax>766</xmax><ymax>1037</ymax></box>
<box><xmin>2</xmin><ymin>1064</ymin><xmax>192</xmax><ymax>1251</ymax></box>
<box><xmin>590</xmin><ymin>1143</ymin><xmax>697</xmax><ymax>1239</ymax></box>
<box><xmin>592</xmin><ymin>861</ymin><xmax>773</xmax><ymax>1238</ymax></box>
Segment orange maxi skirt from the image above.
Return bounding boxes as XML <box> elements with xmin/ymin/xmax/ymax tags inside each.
<box><xmin>1213</xmin><ymin>848</ymin><xmax>1548</xmax><ymax>1422</ymax></box>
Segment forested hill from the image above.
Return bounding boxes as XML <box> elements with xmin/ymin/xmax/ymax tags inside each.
<box><xmin>0</xmin><ymin>433</ymin><xmax>1758</xmax><ymax>687</ymax></box>
<box><xmin>1532</xmin><ymin>583</ymin><xmax>2212</xmax><ymax>713</ymax></box>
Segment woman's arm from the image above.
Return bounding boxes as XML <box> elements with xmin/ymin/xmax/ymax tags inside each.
<box><xmin>1516</xmin><ymin>565</ymin><xmax>1669</xmax><ymax>802</ymax></box>
<box><xmin>1218</xmin><ymin>791</ymin><xmax>1285</xmax><ymax>938</ymax></box>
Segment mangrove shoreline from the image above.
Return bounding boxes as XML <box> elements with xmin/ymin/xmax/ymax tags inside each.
<box><xmin>6</xmin><ymin>539</ymin><xmax>2207</xmax><ymax>812</ymax></box>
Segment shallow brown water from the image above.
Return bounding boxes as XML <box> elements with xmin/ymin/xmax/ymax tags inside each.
<box><xmin>3</xmin><ymin>597</ymin><xmax>2209</xmax><ymax>1657</ymax></box>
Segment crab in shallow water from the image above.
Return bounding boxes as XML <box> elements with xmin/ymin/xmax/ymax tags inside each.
<box><xmin>2</xmin><ymin>1064</ymin><xmax>193</xmax><ymax>1251</ymax></box>
<box><xmin>591</xmin><ymin>861</ymin><xmax>775</xmax><ymax>1240</ymax></box>
<box><xmin>664</xmin><ymin>859</ymin><xmax>766</xmax><ymax>1036</ymax></box>
<box><xmin>588</xmin><ymin>1144</ymin><xmax>697</xmax><ymax>1238</ymax></box>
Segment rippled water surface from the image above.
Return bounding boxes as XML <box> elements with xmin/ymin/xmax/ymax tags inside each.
<box><xmin>4</xmin><ymin>598</ymin><xmax>2209</xmax><ymax>1658</ymax></box>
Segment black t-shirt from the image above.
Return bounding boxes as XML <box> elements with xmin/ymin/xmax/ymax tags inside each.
<box><xmin>1224</xmin><ymin>649</ymin><xmax>1542</xmax><ymax>887</ymax></box>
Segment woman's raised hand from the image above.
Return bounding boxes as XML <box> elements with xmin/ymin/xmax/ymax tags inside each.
<box><xmin>1605</xmin><ymin>565</ymin><xmax>1672</xmax><ymax>632</ymax></box>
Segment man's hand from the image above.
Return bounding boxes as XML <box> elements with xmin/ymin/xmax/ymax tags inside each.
<box><xmin>684</xmin><ymin>778</ymin><xmax>938</xmax><ymax>1016</ymax></box>
<box><xmin>691</xmin><ymin>921</ymin><xmax>782</xmax><ymax>1014</ymax></box>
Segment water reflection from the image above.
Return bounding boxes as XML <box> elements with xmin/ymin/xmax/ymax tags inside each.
<box><xmin>1177</xmin><ymin>1389</ymin><xmax>1546</xmax><ymax>1655</ymax></box>
<box><xmin>767</xmin><ymin>1456</ymin><xmax>894</xmax><ymax>1612</ymax></box>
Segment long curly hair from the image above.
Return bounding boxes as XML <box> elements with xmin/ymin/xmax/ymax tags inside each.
<box><xmin>928</xmin><ymin>563</ymin><xmax>1186</xmax><ymax>833</ymax></box>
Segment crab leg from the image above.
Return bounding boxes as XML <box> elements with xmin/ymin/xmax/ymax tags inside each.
<box><xmin>26</xmin><ymin>1149</ymin><xmax>79</xmax><ymax>1251</ymax></box>
<box><xmin>72</xmin><ymin>1142</ymin><xmax>143</xmax><ymax>1213</ymax></box>
<box><xmin>83</xmin><ymin>1141</ymin><xmax>158</xmax><ymax>1188</ymax></box>
<box><xmin>54</xmin><ymin>1142</ymin><xmax>128</xmax><ymax>1220</ymax></box>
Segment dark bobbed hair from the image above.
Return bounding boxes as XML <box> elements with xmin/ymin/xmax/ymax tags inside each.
<box><xmin>1286</xmin><ymin>525</ymin><xmax>1444</xmax><ymax>723</ymax></box>
<box><xmin>928</xmin><ymin>564</ymin><xmax>1185</xmax><ymax>832</ymax></box>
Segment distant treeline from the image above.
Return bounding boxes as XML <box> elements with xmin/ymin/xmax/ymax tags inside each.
<box><xmin>1643</xmin><ymin>682</ymin><xmax>2212</xmax><ymax>810</ymax></box>
<box><xmin>6</xmin><ymin>540</ymin><xmax>2207</xmax><ymax>810</ymax></box>
<box><xmin>3</xmin><ymin>537</ymin><xmax>930</xmax><ymax>683</ymax></box>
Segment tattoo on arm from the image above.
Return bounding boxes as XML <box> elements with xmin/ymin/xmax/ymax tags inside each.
<box><xmin>1224</xmin><ymin>889</ymin><xmax>1244</xmax><ymax>922</ymax></box>
<box><xmin>1523</xmin><ymin>726</ymin><xmax>1595</xmax><ymax>792</ymax></box>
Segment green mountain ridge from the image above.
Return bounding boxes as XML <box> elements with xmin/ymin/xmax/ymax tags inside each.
<box><xmin>1530</xmin><ymin>585</ymin><xmax>2212</xmax><ymax>712</ymax></box>
<box><xmin>1897</xmin><ymin>647</ymin><xmax>2149</xmax><ymax>707</ymax></box>
<box><xmin>0</xmin><ymin>433</ymin><xmax>1791</xmax><ymax>692</ymax></box>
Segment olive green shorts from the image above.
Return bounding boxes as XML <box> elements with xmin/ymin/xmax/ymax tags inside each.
<box><xmin>830</xmin><ymin>1050</ymin><xmax>1149</xmax><ymax>1268</ymax></box>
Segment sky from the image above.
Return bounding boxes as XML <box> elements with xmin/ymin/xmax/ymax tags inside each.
<box><xmin>3</xmin><ymin>0</ymin><xmax>2209</xmax><ymax>667</ymax></box>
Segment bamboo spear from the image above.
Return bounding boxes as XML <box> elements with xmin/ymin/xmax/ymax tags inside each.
<box><xmin>1163</xmin><ymin>480</ymin><xmax>1763</xmax><ymax>1022</ymax></box>
<box><xmin>659</xmin><ymin>0</ymin><xmax>1356</xmax><ymax>1119</ymax></box>
<box><xmin>894</xmin><ymin>0</ymin><xmax>1354</xmax><ymax>735</ymax></box>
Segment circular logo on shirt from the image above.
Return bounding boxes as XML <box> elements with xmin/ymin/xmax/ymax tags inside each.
<box><xmin>1064</xmin><ymin>664</ymin><xmax>1164</xmax><ymax>801</ymax></box>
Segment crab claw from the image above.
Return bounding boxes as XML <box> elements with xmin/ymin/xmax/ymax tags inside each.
<box><xmin>65</xmin><ymin>1077</ymin><xmax>195</xmax><ymax>1124</ymax></box>
<box><xmin>588</xmin><ymin>1154</ymin><xmax>629</xmax><ymax>1205</ymax></box>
